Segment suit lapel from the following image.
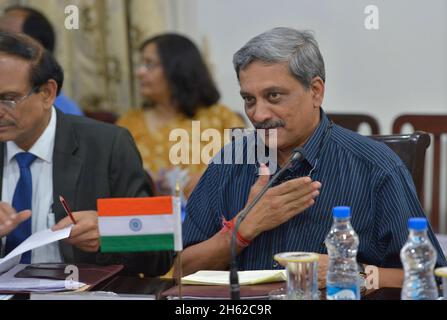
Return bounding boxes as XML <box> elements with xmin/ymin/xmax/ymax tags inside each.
<box><xmin>52</xmin><ymin>110</ymin><xmax>82</xmax><ymax>223</ymax></box>
<box><xmin>0</xmin><ymin>114</ymin><xmax>82</xmax><ymax>217</ymax></box>
<box><xmin>0</xmin><ymin>142</ymin><xmax>4</xmax><ymax>199</ymax></box>
<box><xmin>0</xmin><ymin>143</ymin><xmax>3</xmax><ymax>256</ymax></box>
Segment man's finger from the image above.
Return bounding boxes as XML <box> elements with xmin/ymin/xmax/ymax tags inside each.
<box><xmin>17</xmin><ymin>210</ymin><xmax>32</xmax><ymax>223</ymax></box>
<box><xmin>0</xmin><ymin>210</ymin><xmax>31</xmax><ymax>227</ymax></box>
<box><xmin>52</xmin><ymin>216</ymin><xmax>72</xmax><ymax>231</ymax></box>
<box><xmin>281</xmin><ymin>186</ymin><xmax>320</xmax><ymax>207</ymax></box>
<box><xmin>0</xmin><ymin>202</ymin><xmax>17</xmax><ymax>219</ymax></box>
<box><xmin>67</xmin><ymin>224</ymin><xmax>93</xmax><ymax>240</ymax></box>
<box><xmin>65</xmin><ymin>230</ymin><xmax>100</xmax><ymax>250</ymax></box>
<box><xmin>281</xmin><ymin>196</ymin><xmax>316</xmax><ymax>220</ymax></box>
<box><xmin>72</xmin><ymin>238</ymin><xmax>99</xmax><ymax>249</ymax></box>
<box><xmin>273</xmin><ymin>177</ymin><xmax>319</xmax><ymax>196</ymax></box>
<box><xmin>67</xmin><ymin>219</ymin><xmax>98</xmax><ymax>240</ymax></box>
<box><xmin>254</xmin><ymin>163</ymin><xmax>270</xmax><ymax>187</ymax></box>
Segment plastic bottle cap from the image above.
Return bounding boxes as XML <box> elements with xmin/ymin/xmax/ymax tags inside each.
<box><xmin>408</xmin><ymin>217</ymin><xmax>427</xmax><ymax>231</ymax></box>
<box><xmin>332</xmin><ymin>206</ymin><xmax>351</xmax><ymax>218</ymax></box>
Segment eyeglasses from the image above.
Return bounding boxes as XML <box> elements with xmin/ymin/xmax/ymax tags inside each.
<box><xmin>137</xmin><ymin>61</ymin><xmax>161</xmax><ymax>71</ymax></box>
<box><xmin>0</xmin><ymin>87</ymin><xmax>40</xmax><ymax>109</ymax></box>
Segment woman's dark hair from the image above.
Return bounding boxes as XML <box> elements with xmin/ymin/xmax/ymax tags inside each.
<box><xmin>140</xmin><ymin>34</ymin><xmax>220</xmax><ymax>118</ymax></box>
<box><xmin>0</xmin><ymin>32</ymin><xmax>63</xmax><ymax>95</ymax></box>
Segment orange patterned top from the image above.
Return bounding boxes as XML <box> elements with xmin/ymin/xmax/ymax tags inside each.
<box><xmin>117</xmin><ymin>104</ymin><xmax>246</xmax><ymax>176</ymax></box>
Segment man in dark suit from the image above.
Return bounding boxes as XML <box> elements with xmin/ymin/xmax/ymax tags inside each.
<box><xmin>0</xmin><ymin>32</ymin><xmax>171</xmax><ymax>276</ymax></box>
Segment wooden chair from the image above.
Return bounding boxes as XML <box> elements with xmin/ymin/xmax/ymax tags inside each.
<box><xmin>392</xmin><ymin>115</ymin><xmax>447</xmax><ymax>233</ymax></box>
<box><xmin>328</xmin><ymin>113</ymin><xmax>380</xmax><ymax>134</ymax></box>
<box><xmin>369</xmin><ymin>131</ymin><xmax>430</xmax><ymax>209</ymax></box>
<box><xmin>85</xmin><ymin>110</ymin><xmax>119</xmax><ymax>124</ymax></box>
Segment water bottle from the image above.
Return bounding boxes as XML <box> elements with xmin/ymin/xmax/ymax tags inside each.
<box><xmin>325</xmin><ymin>206</ymin><xmax>360</xmax><ymax>300</ymax></box>
<box><xmin>400</xmin><ymin>217</ymin><xmax>438</xmax><ymax>300</ymax></box>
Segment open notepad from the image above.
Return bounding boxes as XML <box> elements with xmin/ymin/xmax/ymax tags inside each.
<box><xmin>0</xmin><ymin>227</ymin><xmax>73</xmax><ymax>274</ymax></box>
<box><xmin>181</xmin><ymin>270</ymin><xmax>287</xmax><ymax>286</ymax></box>
<box><xmin>0</xmin><ymin>226</ymin><xmax>87</xmax><ymax>293</ymax></box>
<box><xmin>162</xmin><ymin>271</ymin><xmax>287</xmax><ymax>299</ymax></box>
<box><xmin>0</xmin><ymin>264</ymin><xmax>87</xmax><ymax>293</ymax></box>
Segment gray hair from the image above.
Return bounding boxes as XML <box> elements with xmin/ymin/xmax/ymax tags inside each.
<box><xmin>233</xmin><ymin>27</ymin><xmax>325</xmax><ymax>89</ymax></box>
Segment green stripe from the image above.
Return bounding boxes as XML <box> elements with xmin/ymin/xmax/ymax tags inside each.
<box><xmin>100</xmin><ymin>234</ymin><xmax>174</xmax><ymax>252</ymax></box>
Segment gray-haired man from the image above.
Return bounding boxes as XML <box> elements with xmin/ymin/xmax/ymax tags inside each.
<box><xmin>180</xmin><ymin>27</ymin><xmax>446</xmax><ymax>289</ymax></box>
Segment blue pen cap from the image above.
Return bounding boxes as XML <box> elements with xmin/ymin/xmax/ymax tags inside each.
<box><xmin>408</xmin><ymin>217</ymin><xmax>427</xmax><ymax>231</ymax></box>
<box><xmin>332</xmin><ymin>206</ymin><xmax>351</xmax><ymax>219</ymax></box>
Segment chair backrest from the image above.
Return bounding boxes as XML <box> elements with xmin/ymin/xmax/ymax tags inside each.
<box><xmin>392</xmin><ymin>115</ymin><xmax>447</xmax><ymax>233</ymax></box>
<box><xmin>328</xmin><ymin>113</ymin><xmax>380</xmax><ymax>134</ymax></box>
<box><xmin>370</xmin><ymin>131</ymin><xmax>434</xmax><ymax>229</ymax></box>
<box><xmin>369</xmin><ymin>131</ymin><xmax>430</xmax><ymax>201</ymax></box>
<box><xmin>85</xmin><ymin>110</ymin><xmax>119</xmax><ymax>124</ymax></box>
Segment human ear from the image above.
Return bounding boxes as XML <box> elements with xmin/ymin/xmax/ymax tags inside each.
<box><xmin>310</xmin><ymin>77</ymin><xmax>325</xmax><ymax>108</ymax></box>
<box><xmin>39</xmin><ymin>79</ymin><xmax>58</xmax><ymax>108</ymax></box>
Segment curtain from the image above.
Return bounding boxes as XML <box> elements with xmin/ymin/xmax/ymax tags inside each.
<box><xmin>0</xmin><ymin>0</ymin><xmax>168</xmax><ymax>114</ymax></box>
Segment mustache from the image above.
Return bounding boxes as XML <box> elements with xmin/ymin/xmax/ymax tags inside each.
<box><xmin>0</xmin><ymin>119</ymin><xmax>15</xmax><ymax>126</ymax></box>
<box><xmin>254</xmin><ymin>120</ymin><xmax>285</xmax><ymax>130</ymax></box>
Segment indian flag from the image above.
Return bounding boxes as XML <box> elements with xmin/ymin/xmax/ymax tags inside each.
<box><xmin>97</xmin><ymin>196</ymin><xmax>182</xmax><ymax>252</ymax></box>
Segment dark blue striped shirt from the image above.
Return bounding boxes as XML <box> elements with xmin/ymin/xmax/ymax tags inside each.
<box><xmin>183</xmin><ymin>110</ymin><xmax>447</xmax><ymax>270</ymax></box>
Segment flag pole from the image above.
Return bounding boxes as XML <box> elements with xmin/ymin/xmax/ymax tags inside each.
<box><xmin>175</xmin><ymin>181</ymin><xmax>183</xmax><ymax>300</ymax></box>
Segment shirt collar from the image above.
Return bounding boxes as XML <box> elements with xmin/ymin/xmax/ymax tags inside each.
<box><xmin>252</xmin><ymin>108</ymin><xmax>331</xmax><ymax>176</ymax></box>
<box><xmin>300</xmin><ymin>108</ymin><xmax>331</xmax><ymax>169</ymax></box>
<box><xmin>6</xmin><ymin>106</ymin><xmax>57</xmax><ymax>164</ymax></box>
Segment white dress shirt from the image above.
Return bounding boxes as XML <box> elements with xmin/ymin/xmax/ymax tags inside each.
<box><xmin>1</xmin><ymin>107</ymin><xmax>62</xmax><ymax>263</ymax></box>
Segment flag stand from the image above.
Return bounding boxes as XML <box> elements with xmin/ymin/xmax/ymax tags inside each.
<box><xmin>175</xmin><ymin>181</ymin><xmax>183</xmax><ymax>300</ymax></box>
<box><xmin>176</xmin><ymin>251</ymin><xmax>183</xmax><ymax>300</ymax></box>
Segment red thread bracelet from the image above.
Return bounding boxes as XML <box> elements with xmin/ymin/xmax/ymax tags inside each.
<box><xmin>221</xmin><ymin>217</ymin><xmax>251</xmax><ymax>248</ymax></box>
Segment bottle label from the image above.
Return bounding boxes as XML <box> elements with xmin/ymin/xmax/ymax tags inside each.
<box><xmin>326</xmin><ymin>284</ymin><xmax>360</xmax><ymax>300</ymax></box>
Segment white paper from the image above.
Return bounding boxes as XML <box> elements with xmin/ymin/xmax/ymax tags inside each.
<box><xmin>0</xmin><ymin>227</ymin><xmax>72</xmax><ymax>274</ymax></box>
<box><xmin>30</xmin><ymin>292</ymin><xmax>155</xmax><ymax>300</ymax></box>
<box><xmin>0</xmin><ymin>264</ymin><xmax>85</xmax><ymax>292</ymax></box>
<box><xmin>181</xmin><ymin>270</ymin><xmax>287</xmax><ymax>286</ymax></box>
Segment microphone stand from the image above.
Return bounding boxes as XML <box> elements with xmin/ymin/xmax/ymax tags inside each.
<box><xmin>229</xmin><ymin>148</ymin><xmax>306</xmax><ymax>300</ymax></box>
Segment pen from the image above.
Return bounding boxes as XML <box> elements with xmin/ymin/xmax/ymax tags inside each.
<box><xmin>59</xmin><ymin>195</ymin><xmax>77</xmax><ymax>224</ymax></box>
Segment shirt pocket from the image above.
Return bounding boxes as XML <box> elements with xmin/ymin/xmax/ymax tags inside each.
<box><xmin>47</xmin><ymin>212</ymin><xmax>56</xmax><ymax>229</ymax></box>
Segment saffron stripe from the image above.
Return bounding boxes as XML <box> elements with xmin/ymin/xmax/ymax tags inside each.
<box><xmin>98</xmin><ymin>196</ymin><xmax>173</xmax><ymax>216</ymax></box>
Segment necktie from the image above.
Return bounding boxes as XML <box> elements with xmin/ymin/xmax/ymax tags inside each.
<box><xmin>5</xmin><ymin>152</ymin><xmax>37</xmax><ymax>263</ymax></box>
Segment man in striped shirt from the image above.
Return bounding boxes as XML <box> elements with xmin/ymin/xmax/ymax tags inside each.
<box><xmin>181</xmin><ymin>27</ymin><xmax>447</xmax><ymax>288</ymax></box>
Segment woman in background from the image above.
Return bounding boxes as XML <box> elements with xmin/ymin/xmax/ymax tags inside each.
<box><xmin>118</xmin><ymin>33</ymin><xmax>245</xmax><ymax>198</ymax></box>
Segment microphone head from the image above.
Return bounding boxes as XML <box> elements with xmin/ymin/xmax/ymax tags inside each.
<box><xmin>291</xmin><ymin>147</ymin><xmax>306</xmax><ymax>162</ymax></box>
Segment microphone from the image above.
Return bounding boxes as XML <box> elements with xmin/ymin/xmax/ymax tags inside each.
<box><xmin>229</xmin><ymin>147</ymin><xmax>306</xmax><ymax>300</ymax></box>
